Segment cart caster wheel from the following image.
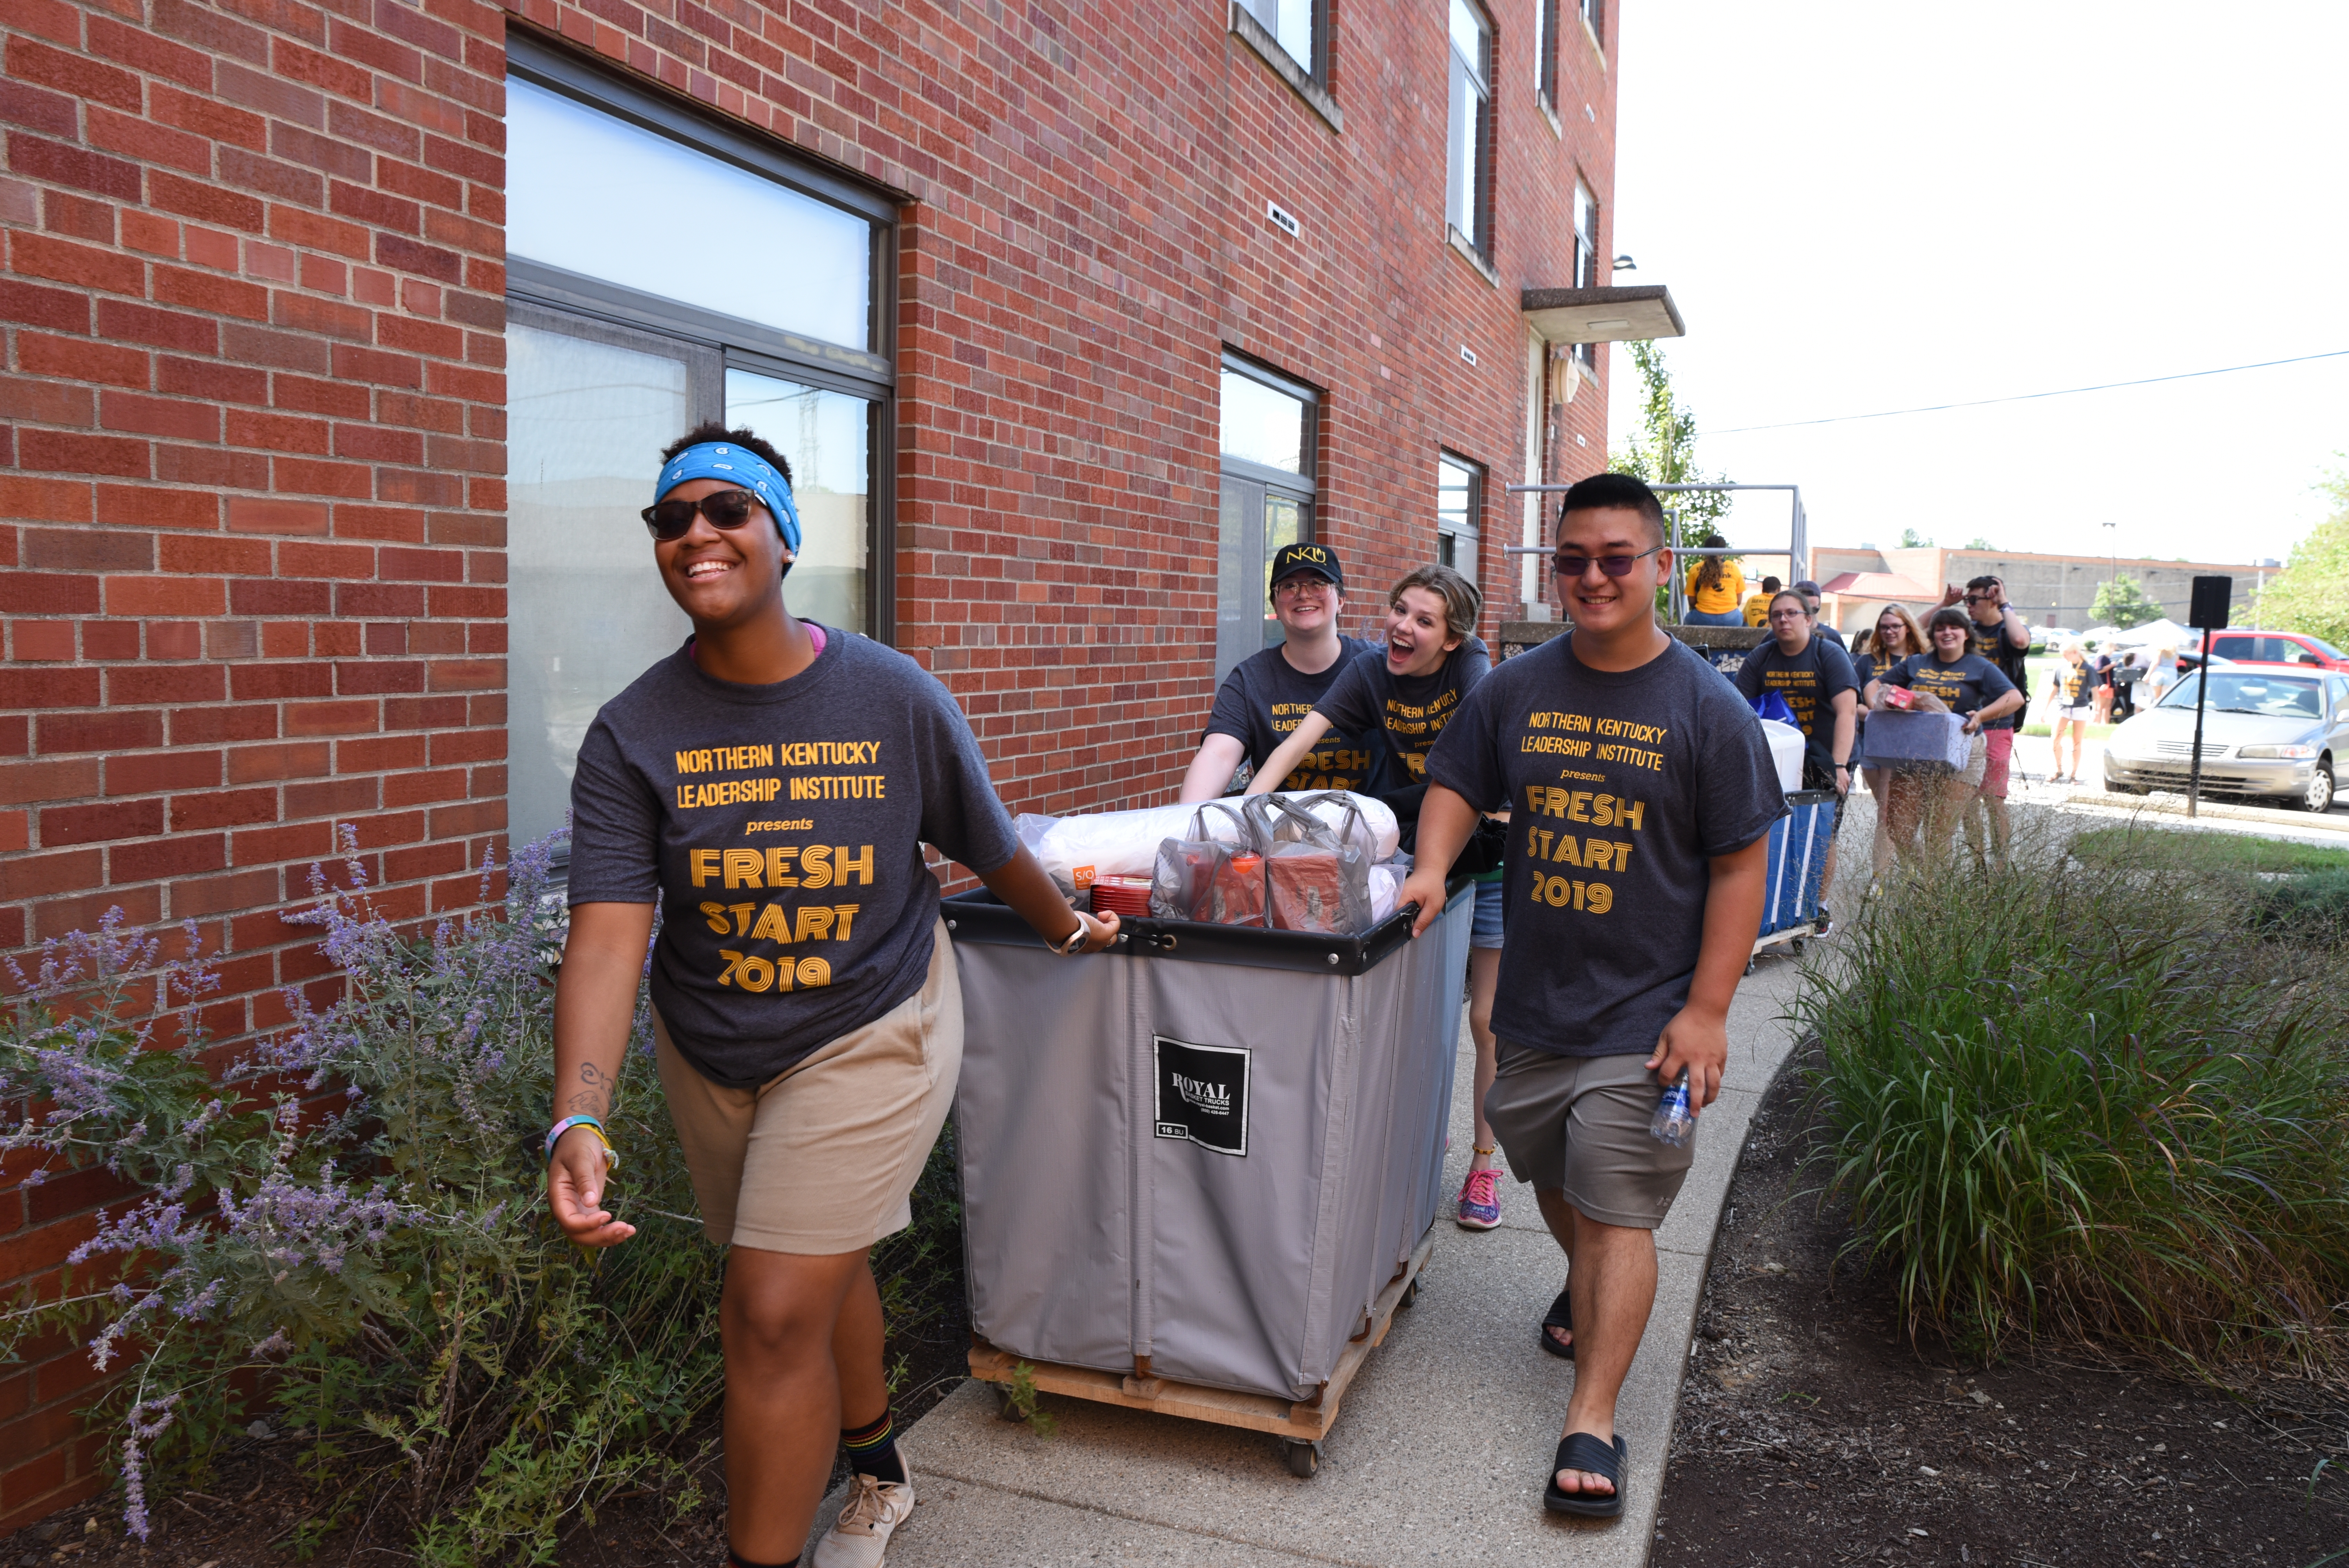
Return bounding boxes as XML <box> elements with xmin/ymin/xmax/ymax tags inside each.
<box><xmin>1397</xmin><ymin>1278</ymin><xmax>1419</xmax><ymax>1310</ymax></box>
<box><xmin>1788</xmin><ymin>937</ymin><xmax>1806</xmax><ymax>956</ymax></box>
<box><xmin>1743</xmin><ymin>957</ymin><xmax>1758</xmax><ymax>976</ymax></box>
<box><xmin>994</xmin><ymin>1387</ymin><xmax>1027</xmax><ymax>1424</ymax></box>
<box><xmin>1283</xmin><ymin>1440</ymin><xmax>1322</xmax><ymax>1478</ymax></box>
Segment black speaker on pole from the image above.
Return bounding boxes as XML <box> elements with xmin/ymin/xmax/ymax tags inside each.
<box><xmin>2189</xmin><ymin>575</ymin><xmax>2233</xmax><ymax>630</ymax></box>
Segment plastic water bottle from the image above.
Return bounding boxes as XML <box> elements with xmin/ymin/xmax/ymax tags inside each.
<box><xmin>1650</xmin><ymin>1071</ymin><xmax>1695</xmax><ymax>1147</ymax></box>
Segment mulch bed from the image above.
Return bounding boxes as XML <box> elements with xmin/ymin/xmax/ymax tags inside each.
<box><xmin>1656</xmin><ymin>1043</ymin><xmax>2349</xmax><ymax>1568</ymax></box>
<box><xmin>4</xmin><ymin>1259</ymin><xmax>972</xmax><ymax>1568</ymax></box>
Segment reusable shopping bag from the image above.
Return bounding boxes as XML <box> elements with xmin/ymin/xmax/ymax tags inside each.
<box><xmin>1245</xmin><ymin>791</ymin><xmax>1375</xmax><ymax>935</ymax></box>
<box><xmin>1151</xmin><ymin>801</ymin><xmax>1265</xmax><ymax>927</ymax></box>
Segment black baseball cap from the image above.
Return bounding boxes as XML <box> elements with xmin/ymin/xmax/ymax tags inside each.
<box><xmin>1269</xmin><ymin>542</ymin><xmax>1344</xmax><ymax>597</ymax></box>
<box><xmin>1794</xmin><ymin>580</ymin><xmax>1823</xmax><ymax>597</ymax></box>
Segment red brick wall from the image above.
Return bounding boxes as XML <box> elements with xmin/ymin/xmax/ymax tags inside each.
<box><xmin>0</xmin><ymin>0</ymin><xmax>1623</xmax><ymax>1526</ymax></box>
<box><xmin>0</xmin><ymin>0</ymin><xmax>510</xmax><ymax>1526</ymax></box>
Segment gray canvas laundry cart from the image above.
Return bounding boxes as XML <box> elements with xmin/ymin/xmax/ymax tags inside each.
<box><xmin>945</xmin><ymin>878</ymin><xmax>1473</xmax><ymax>1476</ymax></box>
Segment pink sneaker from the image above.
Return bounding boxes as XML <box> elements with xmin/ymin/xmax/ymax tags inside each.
<box><xmin>1456</xmin><ymin>1166</ymin><xmax>1501</xmax><ymax>1230</ymax></box>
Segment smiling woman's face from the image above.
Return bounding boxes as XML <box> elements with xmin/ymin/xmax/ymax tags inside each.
<box><xmin>1383</xmin><ymin>586</ymin><xmax>1460</xmax><ymax>677</ymax></box>
<box><xmin>652</xmin><ymin>477</ymin><xmax>793</xmax><ymax>630</ymax></box>
<box><xmin>1877</xmin><ymin>613</ymin><xmax>1907</xmax><ymax>652</ymax></box>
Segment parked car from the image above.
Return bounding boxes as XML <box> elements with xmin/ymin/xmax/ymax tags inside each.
<box><xmin>2198</xmin><ymin>629</ymin><xmax>2349</xmax><ymax>672</ymax></box>
<box><xmin>2102</xmin><ymin>667</ymin><xmax>2349</xmax><ymax>812</ymax></box>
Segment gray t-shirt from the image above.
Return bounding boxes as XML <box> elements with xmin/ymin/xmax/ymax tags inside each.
<box><xmin>1203</xmin><ymin>636</ymin><xmax>1385</xmax><ymax>793</ymax></box>
<box><xmin>568</xmin><ymin>629</ymin><xmax>1021</xmax><ymax>1087</ymax></box>
<box><xmin>1427</xmin><ymin>631</ymin><xmax>1785</xmax><ymax>1059</ymax></box>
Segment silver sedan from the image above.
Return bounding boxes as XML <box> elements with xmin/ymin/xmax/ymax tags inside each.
<box><xmin>2101</xmin><ymin>667</ymin><xmax>2349</xmax><ymax>813</ymax></box>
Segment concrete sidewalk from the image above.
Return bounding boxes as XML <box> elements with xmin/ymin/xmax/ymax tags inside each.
<box><xmin>825</xmin><ymin>956</ymin><xmax>1812</xmax><ymax>1567</ymax></box>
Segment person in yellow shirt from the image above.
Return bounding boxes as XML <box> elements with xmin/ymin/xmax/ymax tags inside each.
<box><xmin>1740</xmin><ymin>573</ymin><xmax>1782</xmax><ymax>627</ymax></box>
<box><xmin>1681</xmin><ymin>533</ymin><xmax>1745</xmax><ymax>624</ymax></box>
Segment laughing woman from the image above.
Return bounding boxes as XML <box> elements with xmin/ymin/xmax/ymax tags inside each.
<box><xmin>545</xmin><ymin>424</ymin><xmax>1117</xmax><ymax>1568</ymax></box>
<box><xmin>1243</xmin><ymin>565</ymin><xmax>1515</xmax><ymax>1231</ymax></box>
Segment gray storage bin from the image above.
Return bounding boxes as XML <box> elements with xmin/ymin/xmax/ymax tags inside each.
<box><xmin>946</xmin><ymin>880</ymin><xmax>1473</xmax><ymax>1402</ymax></box>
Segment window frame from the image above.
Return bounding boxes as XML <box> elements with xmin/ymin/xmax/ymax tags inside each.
<box><xmin>1570</xmin><ymin>180</ymin><xmax>1600</xmax><ymax>366</ymax></box>
<box><xmin>504</xmin><ymin>34</ymin><xmax>900</xmax><ymax>641</ymax></box>
<box><xmin>1215</xmin><ymin>352</ymin><xmax>1321</xmax><ymax>683</ymax></box>
<box><xmin>1436</xmin><ymin>450</ymin><xmax>1484</xmax><ymax>579</ymax></box>
<box><xmin>1580</xmin><ymin>0</ymin><xmax>1604</xmax><ymax>51</ymax></box>
<box><xmin>1444</xmin><ymin>0</ymin><xmax>1496</xmax><ymax>258</ymax></box>
<box><xmin>1233</xmin><ymin>0</ymin><xmax>1329</xmax><ymax>87</ymax></box>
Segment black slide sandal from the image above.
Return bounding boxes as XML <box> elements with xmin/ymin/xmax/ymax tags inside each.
<box><xmin>1543</xmin><ymin>1431</ymin><xmax>1627</xmax><ymax>1518</ymax></box>
<box><xmin>1537</xmin><ymin>1287</ymin><xmax>1574</xmax><ymax>1361</ymax></box>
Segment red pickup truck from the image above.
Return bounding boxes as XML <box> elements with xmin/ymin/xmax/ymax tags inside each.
<box><xmin>2190</xmin><ymin>630</ymin><xmax>2349</xmax><ymax>673</ymax></box>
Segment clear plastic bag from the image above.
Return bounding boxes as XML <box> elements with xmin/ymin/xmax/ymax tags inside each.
<box><xmin>1245</xmin><ymin>791</ymin><xmax>1375</xmax><ymax>935</ymax></box>
<box><xmin>1150</xmin><ymin>802</ymin><xmax>1265</xmax><ymax>927</ymax></box>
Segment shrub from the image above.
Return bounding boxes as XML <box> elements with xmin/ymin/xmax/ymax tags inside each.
<box><xmin>1795</xmin><ymin>827</ymin><xmax>2349</xmax><ymax>1373</ymax></box>
<box><xmin>0</xmin><ymin>830</ymin><xmax>955</xmax><ymax>1560</ymax></box>
<box><xmin>2250</xmin><ymin>869</ymin><xmax>2349</xmax><ymax>947</ymax></box>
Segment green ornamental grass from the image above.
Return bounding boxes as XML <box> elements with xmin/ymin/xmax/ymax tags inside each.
<box><xmin>1797</xmin><ymin>829</ymin><xmax>2349</xmax><ymax>1374</ymax></box>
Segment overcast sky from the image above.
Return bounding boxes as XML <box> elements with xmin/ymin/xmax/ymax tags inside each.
<box><xmin>1606</xmin><ymin>0</ymin><xmax>2349</xmax><ymax>572</ymax></box>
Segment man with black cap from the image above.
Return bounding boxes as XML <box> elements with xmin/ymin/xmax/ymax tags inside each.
<box><xmin>1793</xmin><ymin>581</ymin><xmax>1846</xmax><ymax>649</ymax></box>
<box><xmin>1179</xmin><ymin>542</ymin><xmax>1387</xmax><ymax>800</ymax></box>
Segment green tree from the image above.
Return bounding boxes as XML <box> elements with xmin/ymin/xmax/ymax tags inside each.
<box><xmin>1965</xmin><ymin>536</ymin><xmax>1993</xmax><ymax>550</ymax></box>
<box><xmin>1898</xmin><ymin>527</ymin><xmax>1934</xmax><ymax>548</ymax></box>
<box><xmin>2092</xmin><ymin>574</ymin><xmax>2163</xmax><ymax>629</ymax></box>
<box><xmin>1610</xmin><ymin>339</ymin><xmax>1731</xmax><ymax>536</ymax></box>
<box><xmin>2256</xmin><ymin>466</ymin><xmax>2349</xmax><ymax>647</ymax></box>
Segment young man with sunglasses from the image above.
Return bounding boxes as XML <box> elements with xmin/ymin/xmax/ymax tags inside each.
<box><xmin>546</xmin><ymin>424</ymin><xmax>1117</xmax><ymax>1568</ymax></box>
<box><xmin>1178</xmin><ymin>543</ymin><xmax>1384</xmax><ymax>802</ymax></box>
<box><xmin>1399</xmin><ymin>472</ymin><xmax>1779</xmax><ymax>1522</ymax></box>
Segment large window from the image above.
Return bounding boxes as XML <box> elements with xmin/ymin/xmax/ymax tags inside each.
<box><xmin>1580</xmin><ymin>0</ymin><xmax>1604</xmax><ymax>49</ymax></box>
<box><xmin>1216</xmin><ymin>357</ymin><xmax>1317</xmax><ymax>682</ymax></box>
<box><xmin>1444</xmin><ymin>0</ymin><xmax>1494</xmax><ymax>255</ymax></box>
<box><xmin>1234</xmin><ymin>0</ymin><xmax>1321</xmax><ymax>80</ymax></box>
<box><xmin>504</xmin><ymin>41</ymin><xmax>895</xmax><ymax>850</ymax></box>
<box><xmin>1437</xmin><ymin>453</ymin><xmax>1482</xmax><ymax>576</ymax></box>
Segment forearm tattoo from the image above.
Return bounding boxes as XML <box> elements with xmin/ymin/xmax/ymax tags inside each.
<box><xmin>564</xmin><ymin>1060</ymin><xmax>611</xmax><ymax>1118</ymax></box>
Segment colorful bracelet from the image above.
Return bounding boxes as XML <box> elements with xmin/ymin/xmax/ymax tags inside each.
<box><xmin>544</xmin><ymin>1115</ymin><xmax>618</xmax><ymax>1170</ymax></box>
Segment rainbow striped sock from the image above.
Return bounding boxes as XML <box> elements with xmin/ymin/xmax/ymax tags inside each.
<box><xmin>842</xmin><ymin>1408</ymin><xmax>904</xmax><ymax>1484</ymax></box>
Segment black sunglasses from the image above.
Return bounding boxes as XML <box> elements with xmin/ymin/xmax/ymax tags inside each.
<box><xmin>642</xmin><ymin>488</ymin><xmax>761</xmax><ymax>542</ymax></box>
<box><xmin>1552</xmin><ymin>543</ymin><xmax>1664</xmax><ymax>579</ymax></box>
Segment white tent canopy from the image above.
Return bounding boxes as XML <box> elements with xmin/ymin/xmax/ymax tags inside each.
<box><xmin>2105</xmin><ymin>617</ymin><xmax>2196</xmax><ymax>648</ymax></box>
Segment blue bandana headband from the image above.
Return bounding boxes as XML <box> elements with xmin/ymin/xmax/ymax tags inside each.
<box><xmin>655</xmin><ymin>442</ymin><xmax>802</xmax><ymax>554</ymax></box>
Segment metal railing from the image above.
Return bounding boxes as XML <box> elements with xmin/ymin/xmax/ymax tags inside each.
<box><xmin>1499</xmin><ymin>482</ymin><xmax>1807</xmax><ymax>623</ymax></box>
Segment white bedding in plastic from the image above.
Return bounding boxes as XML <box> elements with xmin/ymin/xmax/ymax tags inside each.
<box><xmin>1017</xmin><ymin>792</ymin><xmax>1402</xmax><ymax>894</ymax></box>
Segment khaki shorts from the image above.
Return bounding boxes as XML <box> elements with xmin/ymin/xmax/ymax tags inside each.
<box><xmin>653</xmin><ymin>919</ymin><xmax>962</xmax><ymax>1255</ymax></box>
<box><xmin>1483</xmin><ymin>1043</ymin><xmax>1695</xmax><ymax>1229</ymax></box>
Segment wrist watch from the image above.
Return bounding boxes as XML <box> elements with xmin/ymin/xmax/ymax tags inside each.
<box><xmin>1050</xmin><ymin>919</ymin><xmax>1090</xmax><ymax>957</ymax></box>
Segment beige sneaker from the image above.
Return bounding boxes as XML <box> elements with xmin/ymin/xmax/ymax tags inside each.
<box><xmin>811</xmin><ymin>1466</ymin><xmax>915</xmax><ymax>1568</ymax></box>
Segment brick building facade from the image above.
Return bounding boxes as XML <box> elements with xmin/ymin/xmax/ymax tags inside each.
<box><xmin>0</xmin><ymin>0</ymin><xmax>1631</xmax><ymax>1523</ymax></box>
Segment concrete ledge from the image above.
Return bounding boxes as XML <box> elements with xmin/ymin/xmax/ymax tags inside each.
<box><xmin>2062</xmin><ymin>788</ymin><xmax>2349</xmax><ymax>834</ymax></box>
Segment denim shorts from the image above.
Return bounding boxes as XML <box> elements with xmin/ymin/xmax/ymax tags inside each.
<box><xmin>1471</xmin><ymin>877</ymin><xmax>1505</xmax><ymax>950</ymax></box>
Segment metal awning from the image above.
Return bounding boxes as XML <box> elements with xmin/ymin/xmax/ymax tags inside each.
<box><xmin>1520</xmin><ymin>284</ymin><xmax>1685</xmax><ymax>345</ymax></box>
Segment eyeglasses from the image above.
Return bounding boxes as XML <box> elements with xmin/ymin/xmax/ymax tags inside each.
<box><xmin>1273</xmin><ymin>577</ymin><xmax>1333</xmax><ymax>597</ymax></box>
<box><xmin>1551</xmin><ymin>544</ymin><xmax>1664</xmax><ymax>579</ymax></box>
<box><xmin>1963</xmin><ymin>593</ymin><xmax>1996</xmax><ymax>604</ymax></box>
<box><xmin>642</xmin><ymin>488</ymin><xmax>761</xmax><ymax>541</ymax></box>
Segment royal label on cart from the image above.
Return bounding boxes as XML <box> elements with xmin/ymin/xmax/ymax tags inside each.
<box><xmin>1154</xmin><ymin>1035</ymin><xmax>1252</xmax><ymax>1156</ymax></box>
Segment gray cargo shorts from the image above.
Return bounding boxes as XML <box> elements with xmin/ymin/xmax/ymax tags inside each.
<box><xmin>1483</xmin><ymin>1042</ymin><xmax>1695</xmax><ymax>1229</ymax></box>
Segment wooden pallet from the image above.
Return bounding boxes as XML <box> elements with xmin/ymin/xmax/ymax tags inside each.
<box><xmin>968</xmin><ymin>1231</ymin><xmax>1436</xmax><ymax>1446</ymax></box>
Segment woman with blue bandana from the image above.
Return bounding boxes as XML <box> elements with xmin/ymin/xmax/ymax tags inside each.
<box><xmin>543</xmin><ymin>422</ymin><xmax>1117</xmax><ymax>1568</ymax></box>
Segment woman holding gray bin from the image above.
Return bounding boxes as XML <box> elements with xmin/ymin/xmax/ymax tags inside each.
<box><xmin>1861</xmin><ymin>606</ymin><xmax>2024</xmax><ymax>877</ymax></box>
